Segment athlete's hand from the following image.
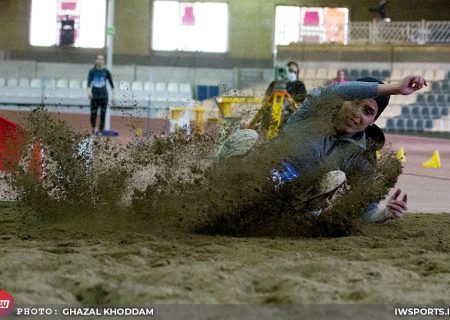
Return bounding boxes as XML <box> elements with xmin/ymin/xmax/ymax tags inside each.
<box><xmin>383</xmin><ymin>188</ymin><xmax>408</xmax><ymax>219</ymax></box>
<box><xmin>395</xmin><ymin>75</ymin><xmax>427</xmax><ymax>95</ymax></box>
<box><xmin>87</xmin><ymin>89</ymin><xmax>92</xmax><ymax>99</ymax></box>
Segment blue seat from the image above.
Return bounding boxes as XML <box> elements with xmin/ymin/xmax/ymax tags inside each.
<box><xmin>425</xmin><ymin>120</ymin><xmax>433</xmax><ymax>129</ymax></box>
<box><xmin>431</xmin><ymin>107</ymin><xmax>440</xmax><ymax>118</ymax></box>
<box><xmin>386</xmin><ymin>118</ymin><xmax>395</xmax><ymax>130</ymax></box>
<box><xmin>421</xmin><ymin>107</ymin><xmax>431</xmax><ymax>118</ymax></box>
<box><xmin>441</xmin><ymin>107</ymin><xmax>449</xmax><ymax>117</ymax></box>
<box><xmin>416</xmin><ymin>94</ymin><xmax>426</xmax><ymax>105</ymax></box>
<box><xmin>447</xmin><ymin>71</ymin><xmax>450</xmax><ymax>79</ymax></box>
<box><xmin>360</xmin><ymin>69</ymin><xmax>370</xmax><ymax>78</ymax></box>
<box><xmin>371</xmin><ymin>70</ymin><xmax>381</xmax><ymax>79</ymax></box>
<box><xmin>381</xmin><ymin>70</ymin><xmax>391</xmax><ymax>78</ymax></box>
<box><xmin>426</xmin><ymin>95</ymin><xmax>437</xmax><ymax>106</ymax></box>
<box><xmin>406</xmin><ymin>119</ymin><xmax>415</xmax><ymax>131</ymax></box>
<box><xmin>431</xmin><ymin>82</ymin><xmax>441</xmax><ymax>93</ymax></box>
<box><xmin>401</xmin><ymin>106</ymin><xmax>410</xmax><ymax>117</ymax></box>
<box><xmin>415</xmin><ymin>119</ymin><xmax>424</xmax><ymax>132</ymax></box>
<box><xmin>396</xmin><ymin>119</ymin><xmax>405</xmax><ymax>131</ymax></box>
<box><xmin>442</xmin><ymin>82</ymin><xmax>450</xmax><ymax>92</ymax></box>
<box><xmin>412</xmin><ymin>106</ymin><xmax>420</xmax><ymax>118</ymax></box>
<box><xmin>349</xmin><ymin>69</ymin><xmax>359</xmax><ymax>80</ymax></box>
<box><xmin>437</xmin><ymin>94</ymin><xmax>446</xmax><ymax>106</ymax></box>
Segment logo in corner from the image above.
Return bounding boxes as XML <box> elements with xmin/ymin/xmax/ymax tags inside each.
<box><xmin>0</xmin><ymin>291</ymin><xmax>15</xmax><ymax>317</ymax></box>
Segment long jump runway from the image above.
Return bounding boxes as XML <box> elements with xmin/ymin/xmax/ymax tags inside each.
<box><xmin>382</xmin><ymin>134</ymin><xmax>450</xmax><ymax>213</ymax></box>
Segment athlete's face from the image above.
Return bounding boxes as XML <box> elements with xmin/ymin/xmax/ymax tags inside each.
<box><xmin>335</xmin><ymin>99</ymin><xmax>378</xmax><ymax>135</ymax></box>
<box><xmin>95</xmin><ymin>55</ymin><xmax>105</xmax><ymax>68</ymax></box>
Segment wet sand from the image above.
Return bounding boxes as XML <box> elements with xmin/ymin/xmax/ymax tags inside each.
<box><xmin>1</xmin><ymin>202</ymin><xmax>449</xmax><ymax>305</ymax></box>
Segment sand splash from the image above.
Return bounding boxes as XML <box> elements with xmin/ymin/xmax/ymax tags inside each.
<box><xmin>6</xmin><ymin>101</ymin><xmax>401</xmax><ymax>238</ymax></box>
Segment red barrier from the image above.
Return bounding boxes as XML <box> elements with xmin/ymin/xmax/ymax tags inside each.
<box><xmin>0</xmin><ymin>117</ymin><xmax>43</xmax><ymax>178</ymax></box>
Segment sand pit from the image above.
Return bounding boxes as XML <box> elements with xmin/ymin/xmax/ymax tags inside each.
<box><xmin>0</xmin><ymin>202</ymin><xmax>449</xmax><ymax>306</ymax></box>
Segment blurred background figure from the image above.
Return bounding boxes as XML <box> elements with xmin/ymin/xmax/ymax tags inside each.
<box><xmin>326</xmin><ymin>69</ymin><xmax>348</xmax><ymax>85</ymax></box>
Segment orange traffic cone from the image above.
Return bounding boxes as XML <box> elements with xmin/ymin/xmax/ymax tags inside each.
<box><xmin>422</xmin><ymin>151</ymin><xmax>441</xmax><ymax>169</ymax></box>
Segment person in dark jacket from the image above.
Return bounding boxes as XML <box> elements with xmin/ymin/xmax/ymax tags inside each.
<box><xmin>87</xmin><ymin>54</ymin><xmax>115</xmax><ymax>135</ymax></box>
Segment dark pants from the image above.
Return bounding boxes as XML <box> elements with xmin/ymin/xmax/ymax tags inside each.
<box><xmin>90</xmin><ymin>97</ymin><xmax>108</xmax><ymax>131</ymax></box>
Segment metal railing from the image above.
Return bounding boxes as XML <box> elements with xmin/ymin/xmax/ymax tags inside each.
<box><xmin>277</xmin><ymin>20</ymin><xmax>450</xmax><ymax>45</ymax></box>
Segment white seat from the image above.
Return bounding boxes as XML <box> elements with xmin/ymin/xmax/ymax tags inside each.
<box><xmin>131</xmin><ymin>81</ymin><xmax>144</xmax><ymax>91</ymax></box>
<box><xmin>434</xmin><ymin>70</ymin><xmax>445</xmax><ymax>81</ymax></box>
<box><xmin>119</xmin><ymin>81</ymin><xmax>130</xmax><ymax>91</ymax></box>
<box><xmin>423</xmin><ymin>70</ymin><xmax>434</xmax><ymax>81</ymax></box>
<box><xmin>44</xmin><ymin>79</ymin><xmax>56</xmax><ymax>88</ymax></box>
<box><xmin>82</xmin><ymin>80</ymin><xmax>88</xmax><ymax>89</ymax></box>
<box><xmin>6</xmin><ymin>78</ymin><xmax>18</xmax><ymax>87</ymax></box>
<box><xmin>69</xmin><ymin>79</ymin><xmax>81</xmax><ymax>89</ymax></box>
<box><xmin>0</xmin><ymin>78</ymin><xmax>5</xmax><ymax>87</ymax></box>
<box><xmin>390</xmin><ymin>69</ymin><xmax>402</xmax><ymax>81</ymax></box>
<box><xmin>30</xmin><ymin>78</ymin><xmax>42</xmax><ymax>88</ymax></box>
<box><xmin>316</xmin><ymin>68</ymin><xmax>327</xmax><ymax>79</ymax></box>
<box><xmin>56</xmin><ymin>79</ymin><xmax>69</xmax><ymax>89</ymax></box>
<box><xmin>304</xmin><ymin>68</ymin><xmax>316</xmax><ymax>79</ymax></box>
<box><xmin>179</xmin><ymin>83</ymin><xmax>192</xmax><ymax>93</ymax></box>
<box><xmin>155</xmin><ymin>82</ymin><xmax>166</xmax><ymax>91</ymax></box>
<box><xmin>327</xmin><ymin>68</ymin><xmax>338</xmax><ymax>79</ymax></box>
<box><xmin>167</xmin><ymin>82</ymin><xmax>179</xmax><ymax>92</ymax></box>
<box><xmin>144</xmin><ymin>81</ymin><xmax>155</xmax><ymax>91</ymax></box>
<box><xmin>18</xmin><ymin>78</ymin><xmax>30</xmax><ymax>87</ymax></box>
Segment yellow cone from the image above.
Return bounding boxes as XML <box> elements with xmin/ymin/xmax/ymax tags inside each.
<box><xmin>422</xmin><ymin>151</ymin><xmax>441</xmax><ymax>168</ymax></box>
<box><xmin>376</xmin><ymin>150</ymin><xmax>381</xmax><ymax>160</ymax></box>
<box><xmin>397</xmin><ymin>147</ymin><xmax>406</xmax><ymax>163</ymax></box>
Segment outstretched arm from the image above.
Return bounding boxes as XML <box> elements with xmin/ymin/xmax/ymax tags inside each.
<box><xmin>377</xmin><ymin>75</ymin><xmax>427</xmax><ymax>96</ymax></box>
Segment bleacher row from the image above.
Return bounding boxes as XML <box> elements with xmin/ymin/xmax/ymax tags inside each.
<box><xmin>299</xmin><ymin>68</ymin><xmax>449</xmax><ymax>82</ymax></box>
<box><xmin>381</xmin><ymin>74</ymin><xmax>450</xmax><ymax>133</ymax></box>
<box><xmin>0</xmin><ymin>77</ymin><xmax>194</xmax><ymax>108</ymax></box>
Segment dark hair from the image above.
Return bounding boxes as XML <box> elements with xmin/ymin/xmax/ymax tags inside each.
<box><xmin>356</xmin><ymin>77</ymin><xmax>390</xmax><ymax>120</ymax></box>
<box><xmin>287</xmin><ymin>61</ymin><xmax>300</xmax><ymax>75</ymax></box>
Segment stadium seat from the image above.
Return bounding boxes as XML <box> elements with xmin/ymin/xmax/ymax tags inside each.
<box><xmin>416</xmin><ymin>94</ymin><xmax>426</xmax><ymax>105</ymax></box>
<box><xmin>304</xmin><ymin>68</ymin><xmax>316</xmax><ymax>79</ymax></box>
<box><xmin>349</xmin><ymin>69</ymin><xmax>359</xmax><ymax>80</ymax></box>
<box><xmin>390</xmin><ymin>69</ymin><xmax>402</xmax><ymax>81</ymax></box>
<box><xmin>386</xmin><ymin>118</ymin><xmax>395</xmax><ymax>131</ymax></box>
<box><xmin>30</xmin><ymin>78</ymin><xmax>42</xmax><ymax>88</ymax></box>
<box><xmin>381</xmin><ymin>69</ymin><xmax>391</xmax><ymax>79</ymax></box>
<box><xmin>412</xmin><ymin>106</ymin><xmax>420</xmax><ymax>118</ymax></box>
<box><xmin>441</xmin><ymin>107</ymin><xmax>449</xmax><ymax>117</ymax></box>
<box><xmin>421</xmin><ymin>107</ymin><xmax>431</xmax><ymax>118</ymax></box>
<box><xmin>401</xmin><ymin>106</ymin><xmax>410</xmax><ymax>118</ymax></box>
<box><xmin>6</xmin><ymin>78</ymin><xmax>18</xmax><ymax>87</ymax></box>
<box><xmin>131</xmin><ymin>81</ymin><xmax>144</xmax><ymax>91</ymax></box>
<box><xmin>371</xmin><ymin>70</ymin><xmax>381</xmax><ymax>79</ymax></box>
<box><xmin>437</xmin><ymin>94</ymin><xmax>446</xmax><ymax>106</ymax></box>
<box><xmin>406</xmin><ymin>119</ymin><xmax>415</xmax><ymax>131</ymax></box>
<box><xmin>434</xmin><ymin>69</ymin><xmax>445</xmax><ymax>81</ymax></box>
<box><xmin>82</xmin><ymin>80</ymin><xmax>88</xmax><ymax>89</ymax></box>
<box><xmin>431</xmin><ymin>82</ymin><xmax>441</xmax><ymax>93</ymax></box>
<box><xmin>448</xmin><ymin>71</ymin><xmax>450</xmax><ymax>79</ymax></box>
<box><xmin>416</xmin><ymin>119</ymin><xmax>424</xmax><ymax>132</ymax></box>
<box><xmin>69</xmin><ymin>80</ymin><xmax>81</xmax><ymax>89</ymax></box>
<box><xmin>360</xmin><ymin>69</ymin><xmax>370</xmax><ymax>78</ymax></box>
<box><xmin>18</xmin><ymin>78</ymin><xmax>29</xmax><ymax>88</ymax></box>
<box><xmin>144</xmin><ymin>81</ymin><xmax>155</xmax><ymax>92</ymax></box>
<box><xmin>0</xmin><ymin>78</ymin><xmax>4</xmax><ymax>87</ymax></box>
<box><xmin>431</xmin><ymin>107</ymin><xmax>440</xmax><ymax>118</ymax></box>
<box><xmin>56</xmin><ymin>79</ymin><xmax>68</xmax><ymax>88</ymax></box>
<box><xmin>43</xmin><ymin>78</ymin><xmax>56</xmax><ymax>89</ymax></box>
<box><xmin>167</xmin><ymin>82</ymin><xmax>179</xmax><ymax>93</ymax></box>
<box><xmin>425</xmin><ymin>119</ymin><xmax>433</xmax><ymax>130</ymax></box>
<box><xmin>326</xmin><ymin>68</ymin><xmax>338</xmax><ymax>79</ymax></box>
<box><xmin>427</xmin><ymin>95</ymin><xmax>437</xmax><ymax>106</ymax></box>
<box><xmin>316</xmin><ymin>68</ymin><xmax>327</xmax><ymax>79</ymax></box>
<box><xmin>423</xmin><ymin>70</ymin><xmax>434</xmax><ymax>81</ymax></box>
<box><xmin>396</xmin><ymin>119</ymin><xmax>405</xmax><ymax>131</ymax></box>
<box><xmin>442</xmin><ymin>82</ymin><xmax>450</xmax><ymax>92</ymax></box>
